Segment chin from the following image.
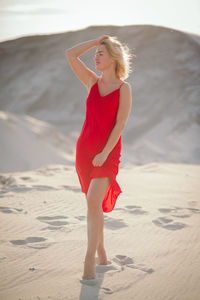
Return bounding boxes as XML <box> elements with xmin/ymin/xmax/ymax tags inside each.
<box><xmin>96</xmin><ymin>65</ymin><xmax>103</xmax><ymax>71</ymax></box>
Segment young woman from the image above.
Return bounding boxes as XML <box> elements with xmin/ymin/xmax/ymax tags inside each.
<box><xmin>66</xmin><ymin>35</ymin><xmax>133</xmax><ymax>280</ymax></box>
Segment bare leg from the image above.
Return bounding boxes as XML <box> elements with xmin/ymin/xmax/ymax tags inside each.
<box><xmin>82</xmin><ymin>177</ymin><xmax>110</xmax><ymax>279</ymax></box>
<box><xmin>96</xmin><ymin>211</ymin><xmax>108</xmax><ymax>264</ymax></box>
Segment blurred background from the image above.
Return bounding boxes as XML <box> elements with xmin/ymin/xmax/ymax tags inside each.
<box><xmin>0</xmin><ymin>4</ymin><xmax>200</xmax><ymax>299</ymax></box>
<box><xmin>0</xmin><ymin>0</ymin><xmax>200</xmax><ymax>172</ymax></box>
<box><xmin>0</xmin><ymin>0</ymin><xmax>199</xmax><ymax>42</ymax></box>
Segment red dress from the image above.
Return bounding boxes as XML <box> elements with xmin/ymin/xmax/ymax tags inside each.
<box><xmin>75</xmin><ymin>77</ymin><xmax>124</xmax><ymax>213</ymax></box>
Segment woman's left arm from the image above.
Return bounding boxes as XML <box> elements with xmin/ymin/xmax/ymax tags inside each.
<box><xmin>103</xmin><ymin>82</ymin><xmax>132</xmax><ymax>156</ymax></box>
<box><xmin>92</xmin><ymin>83</ymin><xmax>132</xmax><ymax>167</ymax></box>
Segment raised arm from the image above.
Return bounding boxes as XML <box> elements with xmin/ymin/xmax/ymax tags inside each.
<box><xmin>65</xmin><ymin>36</ymin><xmax>109</xmax><ymax>92</ymax></box>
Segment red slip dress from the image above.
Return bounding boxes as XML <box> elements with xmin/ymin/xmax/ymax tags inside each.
<box><xmin>75</xmin><ymin>77</ymin><xmax>124</xmax><ymax>213</ymax></box>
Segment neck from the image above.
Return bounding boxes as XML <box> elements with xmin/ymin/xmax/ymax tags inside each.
<box><xmin>100</xmin><ymin>69</ymin><xmax>118</xmax><ymax>84</ymax></box>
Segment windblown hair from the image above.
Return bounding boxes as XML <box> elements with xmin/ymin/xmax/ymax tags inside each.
<box><xmin>100</xmin><ymin>36</ymin><xmax>136</xmax><ymax>80</ymax></box>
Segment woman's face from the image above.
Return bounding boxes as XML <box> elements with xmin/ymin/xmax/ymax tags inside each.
<box><xmin>94</xmin><ymin>44</ymin><xmax>115</xmax><ymax>71</ymax></box>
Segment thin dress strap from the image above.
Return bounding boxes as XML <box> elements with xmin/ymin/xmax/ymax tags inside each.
<box><xmin>119</xmin><ymin>81</ymin><xmax>125</xmax><ymax>88</ymax></box>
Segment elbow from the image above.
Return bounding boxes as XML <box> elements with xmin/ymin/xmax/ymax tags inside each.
<box><xmin>65</xmin><ymin>50</ymin><xmax>71</xmax><ymax>57</ymax></box>
<box><xmin>65</xmin><ymin>49</ymin><xmax>75</xmax><ymax>58</ymax></box>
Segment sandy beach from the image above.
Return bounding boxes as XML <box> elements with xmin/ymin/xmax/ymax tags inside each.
<box><xmin>0</xmin><ymin>163</ymin><xmax>200</xmax><ymax>299</ymax></box>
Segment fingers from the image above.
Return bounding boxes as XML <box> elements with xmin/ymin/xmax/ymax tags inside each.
<box><xmin>92</xmin><ymin>159</ymin><xmax>101</xmax><ymax>167</ymax></box>
<box><xmin>100</xmin><ymin>35</ymin><xmax>109</xmax><ymax>42</ymax></box>
<box><xmin>97</xmin><ymin>35</ymin><xmax>110</xmax><ymax>45</ymax></box>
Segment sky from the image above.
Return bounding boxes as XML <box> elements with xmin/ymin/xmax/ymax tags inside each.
<box><xmin>0</xmin><ymin>0</ymin><xmax>199</xmax><ymax>42</ymax></box>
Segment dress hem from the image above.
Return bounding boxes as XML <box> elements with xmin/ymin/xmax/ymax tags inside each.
<box><xmin>81</xmin><ymin>168</ymin><xmax>122</xmax><ymax>213</ymax></box>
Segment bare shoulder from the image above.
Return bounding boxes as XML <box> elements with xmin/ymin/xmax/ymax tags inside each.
<box><xmin>119</xmin><ymin>81</ymin><xmax>132</xmax><ymax>109</ymax></box>
<box><xmin>121</xmin><ymin>81</ymin><xmax>131</xmax><ymax>90</ymax></box>
<box><xmin>120</xmin><ymin>81</ymin><xmax>132</xmax><ymax>96</ymax></box>
<box><xmin>116</xmin><ymin>81</ymin><xmax>132</xmax><ymax>125</ymax></box>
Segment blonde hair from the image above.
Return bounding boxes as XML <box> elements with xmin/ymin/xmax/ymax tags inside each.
<box><xmin>100</xmin><ymin>36</ymin><xmax>136</xmax><ymax>80</ymax></box>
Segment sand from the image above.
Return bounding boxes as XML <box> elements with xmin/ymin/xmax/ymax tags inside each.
<box><xmin>0</xmin><ymin>163</ymin><xmax>200</xmax><ymax>299</ymax></box>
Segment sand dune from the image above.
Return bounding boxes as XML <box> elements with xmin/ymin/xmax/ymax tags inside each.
<box><xmin>0</xmin><ymin>110</ymin><xmax>74</xmax><ymax>172</ymax></box>
<box><xmin>0</xmin><ymin>24</ymin><xmax>200</xmax><ymax>168</ymax></box>
<box><xmin>0</xmin><ymin>24</ymin><xmax>200</xmax><ymax>299</ymax></box>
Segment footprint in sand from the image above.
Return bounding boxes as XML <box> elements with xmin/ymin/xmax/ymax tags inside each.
<box><xmin>152</xmin><ymin>216</ymin><xmax>187</xmax><ymax>230</ymax></box>
<box><xmin>125</xmin><ymin>205</ymin><xmax>148</xmax><ymax>215</ymax></box>
<box><xmin>80</xmin><ymin>255</ymin><xmax>154</xmax><ymax>289</ymax></box>
<box><xmin>159</xmin><ymin>206</ymin><xmax>200</xmax><ymax>217</ymax></box>
<box><xmin>186</xmin><ymin>207</ymin><xmax>200</xmax><ymax>214</ymax></box>
<box><xmin>115</xmin><ymin>205</ymin><xmax>148</xmax><ymax>215</ymax></box>
<box><xmin>154</xmin><ymin>206</ymin><xmax>200</xmax><ymax>230</ymax></box>
<box><xmin>158</xmin><ymin>207</ymin><xmax>191</xmax><ymax>218</ymax></box>
<box><xmin>101</xmin><ymin>287</ymin><xmax>113</xmax><ymax>294</ymax></box>
<box><xmin>20</xmin><ymin>176</ymin><xmax>31</xmax><ymax>180</ymax></box>
<box><xmin>61</xmin><ymin>185</ymin><xmax>81</xmax><ymax>193</ymax></box>
<box><xmin>113</xmin><ymin>254</ymin><xmax>154</xmax><ymax>274</ymax></box>
<box><xmin>75</xmin><ymin>215</ymin><xmax>86</xmax><ymax>221</ymax></box>
<box><xmin>36</xmin><ymin>215</ymin><xmax>70</xmax><ymax>231</ymax></box>
<box><xmin>9</xmin><ymin>236</ymin><xmax>50</xmax><ymax>249</ymax></box>
<box><xmin>0</xmin><ymin>206</ymin><xmax>23</xmax><ymax>214</ymax></box>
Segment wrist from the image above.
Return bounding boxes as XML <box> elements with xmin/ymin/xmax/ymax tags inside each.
<box><xmin>94</xmin><ymin>39</ymin><xmax>99</xmax><ymax>46</ymax></box>
<box><xmin>102</xmin><ymin>148</ymin><xmax>109</xmax><ymax>157</ymax></box>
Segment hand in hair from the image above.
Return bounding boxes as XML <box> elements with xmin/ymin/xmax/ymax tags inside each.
<box><xmin>96</xmin><ymin>35</ymin><xmax>110</xmax><ymax>46</ymax></box>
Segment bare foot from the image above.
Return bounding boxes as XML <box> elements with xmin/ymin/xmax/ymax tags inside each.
<box><xmin>97</xmin><ymin>247</ymin><xmax>108</xmax><ymax>265</ymax></box>
<box><xmin>82</xmin><ymin>253</ymin><xmax>96</xmax><ymax>280</ymax></box>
